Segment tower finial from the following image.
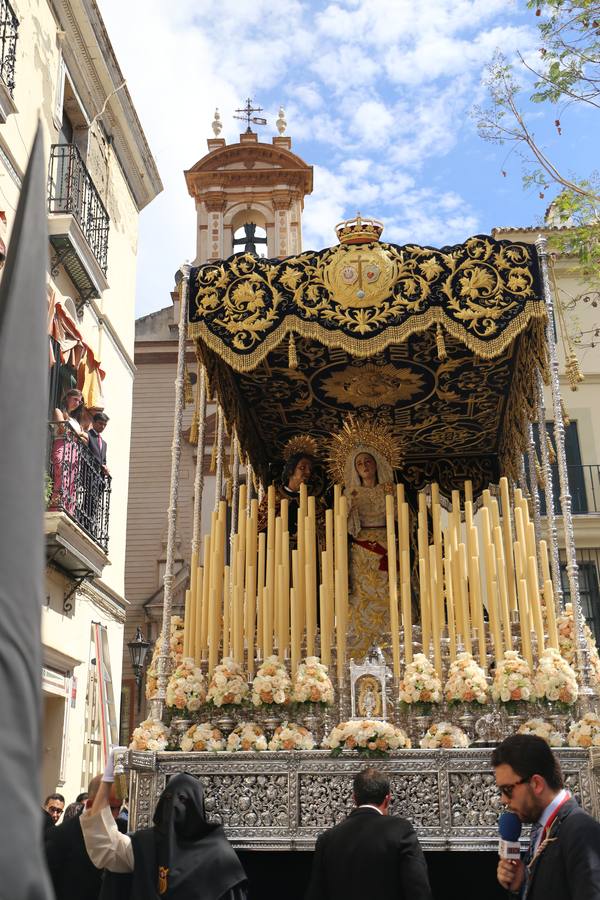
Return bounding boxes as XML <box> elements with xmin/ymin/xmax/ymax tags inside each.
<box><xmin>212</xmin><ymin>108</ymin><xmax>222</xmax><ymax>137</ymax></box>
<box><xmin>234</xmin><ymin>98</ymin><xmax>267</xmax><ymax>134</ymax></box>
<box><xmin>276</xmin><ymin>106</ymin><xmax>287</xmax><ymax>135</ymax></box>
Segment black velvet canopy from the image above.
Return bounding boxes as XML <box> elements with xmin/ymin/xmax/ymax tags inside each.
<box><xmin>188</xmin><ymin>234</ymin><xmax>548</xmax><ymax>495</ymax></box>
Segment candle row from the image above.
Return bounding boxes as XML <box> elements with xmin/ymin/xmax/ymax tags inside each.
<box><xmin>183</xmin><ymin>477</ymin><xmax>560</xmax><ymax>681</ymax></box>
<box><xmin>182</xmin><ymin>483</ymin><xmax>351</xmax><ymax>682</ymax></box>
<box><xmin>406</xmin><ymin>477</ymin><xmax>559</xmax><ymax>675</ymax></box>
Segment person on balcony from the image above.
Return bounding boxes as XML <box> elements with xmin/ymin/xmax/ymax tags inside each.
<box><xmin>50</xmin><ymin>389</ymin><xmax>88</xmax><ymax>514</ymax></box>
<box><xmin>88</xmin><ymin>412</ymin><xmax>109</xmax><ymax>476</ymax></box>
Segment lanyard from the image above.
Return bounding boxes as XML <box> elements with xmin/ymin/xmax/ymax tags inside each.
<box><xmin>540</xmin><ymin>792</ymin><xmax>570</xmax><ymax>845</ymax></box>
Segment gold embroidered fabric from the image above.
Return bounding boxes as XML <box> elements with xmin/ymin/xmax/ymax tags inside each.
<box><xmin>348</xmin><ymin>526</ymin><xmax>392</xmax><ymax>660</ymax></box>
<box><xmin>188</xmin><ymin>235</ymin><xmax>546</xmax><ymax>371</ymax></box>
<box><xmin>191</xmin><ymin>234</ymin><xmax>549</xmax><ymax>493</ymax></box>
<box><xmin>345</xmin><ymin>483</ymin><xmax>394</xmax><ymax>536</ymax></box>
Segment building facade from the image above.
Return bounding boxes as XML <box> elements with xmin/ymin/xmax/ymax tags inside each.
<box><xmin>0</xmin><ymin>0</ymin><xmax>161</xmax><ymax>800</ymax></box>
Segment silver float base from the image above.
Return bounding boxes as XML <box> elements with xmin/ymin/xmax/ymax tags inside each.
<box><xmin>127</xmin><ymin>748</ymin><xmax>600</xmax><ymax>852</ymax></box>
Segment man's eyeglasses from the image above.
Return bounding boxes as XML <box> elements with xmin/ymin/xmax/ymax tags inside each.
<box><xmin>497</xmin><ymin>777</ymin><xmax>530</xmax><ymax>799</ymax></box>
<box><xmin>47</xmin><ymin>806</ymin><xmax>64</xmax><ymax>814</ymax></box>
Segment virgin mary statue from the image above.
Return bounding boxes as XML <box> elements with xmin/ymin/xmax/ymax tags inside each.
<box><xmin>328</xmin><ymin>418</ymin><xmax>403</xmax><ymax>660</ymax></box>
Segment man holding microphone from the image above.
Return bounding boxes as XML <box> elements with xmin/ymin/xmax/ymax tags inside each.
<box><xmin>492</xmin><ymin>734</ymin><xmax>600</xmax><ymax>898</ymax></box>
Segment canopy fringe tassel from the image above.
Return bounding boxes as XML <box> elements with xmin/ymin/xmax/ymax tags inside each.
<box><xmin>435</xmin><ymin>323</ymin><xmax>447</xmax><ymax>361</ymax></box>
<box><xmin>288</xmin><ymin>332</ymin><xmax>298</xmax><ymax>370</ymax></box>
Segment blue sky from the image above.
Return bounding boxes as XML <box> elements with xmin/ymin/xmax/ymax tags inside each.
<box><xmin>96</xmin><ymin>0</ymin><xmax>597</xmax><ymax>319</ymax></box>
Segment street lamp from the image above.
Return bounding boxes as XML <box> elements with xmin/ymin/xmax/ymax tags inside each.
<box><xmin>127</xmin><ymin>626</ymin><xmax>151</xmax><ymax>712</ymax></box>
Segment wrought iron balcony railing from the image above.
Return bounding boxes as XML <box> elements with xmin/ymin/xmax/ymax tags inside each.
<box><xmin>48</xmin><ymin>143</ymin><xmax>109</xmax><ymax>274</ymax></box>
<box><xmin>540</xmin><ymin>464</ymin><xmax>600</xmax><ymax>516</ymax></box>
<box><xmin>47</xmin><ymin>422</ymin><xmax>111</xmax><ymax>552</ymax></box>
<box><xmin>0</xmin><ymin>0</ymin><xmax>18</xmax><ymax>97</ymax></box>
<box><xmin>559</xmin><ymin>547</ymin><xmax>600</xmax><ymax>648</ymax></box>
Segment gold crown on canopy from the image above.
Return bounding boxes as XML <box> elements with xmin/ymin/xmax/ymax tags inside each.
<box><xmin>282</xmin><ymin>434</ymin><xmax>319</xmax><ymax>461</ymax></box>
<box><xmin>326</xmin><ymin>416</ymin><xmax>403</xmax><ymax>483</ymax></box>
<box><xmin>335</xmin><ymin>213</ymin><xmax>384</xmax><ymax>245</ymax></box>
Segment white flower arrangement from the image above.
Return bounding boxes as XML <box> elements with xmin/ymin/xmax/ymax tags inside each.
<box><xmin>557</xmin><ymin>604</ymin><xmax>576</xmax><ymax>664</ymax></box>
<box><xmin>226</xmin><ymin>722</ymin><xmax>268</xmax><ymax>752</ymax></box>
<box><xmin>557</xmin><ymin>603</ymin><xmax>600</xmax><ymax>685</ymax></box>
<box><xmin>420</xmin><ymin>722</ymin><xmax>469</xmax><ymax>749</ymax></box>
<box><xmin>206</xmin><ymin>657</ymin><xmax>249</xmax><ymax>707</ymax></box>
<box><xmin>129</xmin><ymin>717</ymin><xmax>169</xmax><ymax>752</ymax></box>
<box><xmin>251</xmin><ymin>655</ymin><xmax>292</xmax><ymax>706</ymax></box>
<box><xmin>145</xmin><ymin>615</ymin><xmax>185</xmax><ymax>700</ymax></box>
<box><xmin>169</xmin><ymin>615</ymin><xmax>185</xmax><ymax>657</ymax></box>
<box><xmin>518</xmin><ymin>718</ymin><xmax>565</xmax><ymax>747</ymax></box>
<box><xmin>445</xmin><ymin>652</ymin><xmax>489</xmax><ymax>705</ymax></box>
<box><xmin>567</xmin><ymin>712</ymin><xmax>600</xmax><ymax>748</ymax></box>
<box><xmin>533</xmin><ymin>647</ymin><xmax>579</xmax><ymax>705</ymax></box>
<box><xmin>292</xmin><ymin>656</ymin><xmax>334</xmax><ymax>705</ymax></box>
<box><xmin>323</xmin><ymin>720</ymin><xmax>411</xmax><ymax>756</ymax></box>
<box><xmin>180</xmin><ymin>722</ymin><xmax>225</xmax><ymax>752</ymax></box>
<box><xmin>165</xmin><ymin>657</ymin><xmax>207</xmax><ymax>712</ymax></box>
<box><xmin>399</xmin><ymin>653</ymin><xmax>442</xmax><ymax>705</ymax></box>
<box><xmin>145</xmin><ymin>669</ymin><xmax>159</xmax><ymax>702</ymax></box>
<box><xmin>268</xmin><ymin>722</ymin><xmax>315</xmax><ymax>751</ymax></box>
<box><xmin>491</xmin><ymin>650</ymin><xmax>534</xmax><ymax>704</ymax></box>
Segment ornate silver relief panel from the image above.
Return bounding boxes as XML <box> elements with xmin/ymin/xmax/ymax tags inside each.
<box><xmin>126</xmin><ymin>748</ymin><xmax>597</xmax><ymax>851</ymax></box>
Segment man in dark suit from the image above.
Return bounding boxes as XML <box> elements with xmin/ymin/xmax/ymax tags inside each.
<box><xmin>305</xmin><ymin>766</ymin><xmax>432</xmax><ymax>900</ymax></box>
<box><xmin>88</xmin><ymin>413</ymin><xmax>109</xmax><ymax>475</ymax></box>
<box><xmin>45</xmin><ymin>775</ymin><xmax>122</xmax><ymax>900</ymax></box>
<box><xmin>493</xmin><ymin>733</ymin><xmax>600</xmax><ymax>899</ymax></box>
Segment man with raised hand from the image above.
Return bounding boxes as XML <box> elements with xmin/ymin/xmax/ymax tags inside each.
<box><xmin>80</xmin><ymin>750</ymin><xmax>247</xmax><ymax>899</ymax></box>
<box><xmin>45</xmin><ymin>776</ymin><xmax>121</xmax><ymax>900</ymax></box>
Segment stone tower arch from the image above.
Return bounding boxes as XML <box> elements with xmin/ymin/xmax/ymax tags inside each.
<box><xmin>184</xmin><ymin>130</ymin><xmax>313</xmax><ymax>263</ymax></box>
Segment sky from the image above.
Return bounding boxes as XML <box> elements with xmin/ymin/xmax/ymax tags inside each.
<box><xmin>96</xmin><ymin>0</ymin><xmax>597</xmax><ymax>319</ymax></box>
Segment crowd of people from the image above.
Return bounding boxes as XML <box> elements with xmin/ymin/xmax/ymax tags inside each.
<box><xmin>49</xmin><ymin>388</ymin><xmax>110</xmax><ymax>526</ymax></box>
<box><xmin>40</xmin><ymin>735</ymin><xmax>600</xmax><ymax>899</ymax></box>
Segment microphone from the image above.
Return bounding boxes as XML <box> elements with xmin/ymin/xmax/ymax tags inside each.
<box><xmin>498</xmin><ymin>811</ymin><xmax>522</xmax><ymax>860</ymax></box>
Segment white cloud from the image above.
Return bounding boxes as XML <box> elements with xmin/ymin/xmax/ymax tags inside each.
<box><xmin>340</xmin><ymin>158</ymin><xmax>375</xmax><ymax>178</ymax></box>
<box><xmin>385</xmin><ymin>201</ymin><xmax>480</xmax><ymax>248</ymax></box>
<box><xmin>301</xmin><ymin>163</ymin><xmax>478</xmax><ymax>253</ymax></box>
<box><xmin>293</xmin><ymin>83</ymin><xmax>325</xmax><ymax>111</ymax></box>
<box><xmin>310</xmin><ymin>44</ymin><xmax>380</xmax><ymax>91</ymax></box>
<box><xmin>350</xmin><ymin>101</ymin><xmax>395</xmax><ymax>147</ymax></box>
<box><xmin>94</xmin><ymin>0</ymin><xmax>540</xmax><ymax>316</ymax></box>
<box><xmin>316</xmin><ymin>0</ymin><xmax>513</xmax><ymax>47</ymax></box>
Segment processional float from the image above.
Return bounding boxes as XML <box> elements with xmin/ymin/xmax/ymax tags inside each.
<box><xmin>126</xmin><ymin>218</ymin><xmax>600</xmax><ymax>850</ymax></box>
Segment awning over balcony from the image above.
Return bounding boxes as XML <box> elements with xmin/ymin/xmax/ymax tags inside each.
<box><xmin>48</xmin><ymin>290</ymin><xmax>105</xmax><ymax>408</ymax></box>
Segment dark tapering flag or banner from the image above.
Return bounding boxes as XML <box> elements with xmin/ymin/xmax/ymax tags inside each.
<box><xmin>0</xmin><ymin>123</ymin><xmax>53</xmax><ymax>899</ymax></box>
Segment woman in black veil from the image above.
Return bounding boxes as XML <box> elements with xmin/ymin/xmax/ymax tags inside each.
<box><xmin>81</xmin><ymin>756</ymin><xmax>246</xmax><ymax>900</ymax></box>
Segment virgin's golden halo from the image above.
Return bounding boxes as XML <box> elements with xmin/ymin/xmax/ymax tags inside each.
<box><xmin>326</xmin><ymin>416</ymin><xmax>403</xmax><ymax>483</ymax></box>
<box><xmin>282</xmin><ymin>434</ymin><xmax>319</xmax><ymax>462</ymax></box>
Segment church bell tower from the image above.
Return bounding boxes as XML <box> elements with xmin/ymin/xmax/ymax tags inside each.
<box><xmin>184</xmin><ymin>103</ymin><xmax>313</xmax><ymax>264</ymax></box>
